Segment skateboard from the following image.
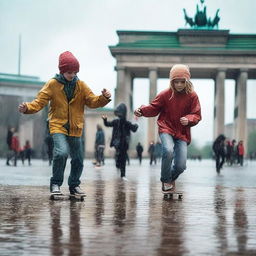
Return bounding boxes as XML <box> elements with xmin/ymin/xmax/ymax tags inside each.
<box><xmin>50</xmin><ymin>194</ymin><xmax>86</xmax><ymax>201</ymax></box>
<box><xmin>163</xmin><ymin>191</ymin><xmax>183</xmax><ymax>200</ymax></box>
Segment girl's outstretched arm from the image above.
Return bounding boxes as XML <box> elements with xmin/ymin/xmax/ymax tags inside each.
<box><xmin>135</xmin><ymin>92</ymin><xmax>164</xmax><ymax>118</ymax></box>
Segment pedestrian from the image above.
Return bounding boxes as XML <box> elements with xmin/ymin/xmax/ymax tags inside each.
<box><xmin>126</xmin><ymin>152</ymin><xmax>130</xmax><ymax>165</ymax></box>
<box><xmin>95</xmin><ymin>124</ymin><xmax>105</xmax><ymax>167</ymax></box>
<box><xmin>225</xmin><ymin>139</ymin><xmax>232</xmax><ymax>166</ymax></box>
<box><xmin>44</xmin><ymin>120</ymin><xmax>54</xmax><ymax>166</ymax></box>
<box><xmin>212</xmin><ymin>134</ymin><xmax>226</xmax><ymax>173</ymax></box>
<box><xmin>134</xmin><ymin>64</ymin><xmax>201</xmax><ymax>193</ymax></box>
<box><xmin>45</xmin><ymin>134</ymin><xmax>54</xmax><ymax>166</ymax></box>
<box><xmin>18</xmin><ymin>51</ymin><xmax>111</xmax><ymax>196</ymax></box>
<box><xmin>136</xmin><ymin>142</ymin><xmax>144</xmax><ymax>164</ymax></box>
<box><xmin>10</xmin><ymin>131</ymin><xmax>20</xmax><ymax>167</ymax></box>
<box><xmin>231</xmin><ymin>139</ymin><xmax>237</xmax><ymax>165</ymax></box>
<box><xmin>102</xmin><ymin>103</ymin><xmax>138</xmax><ymax>180</ymax></box>
<box><xmin>23</xmin><ymin>140</ymin><xmax>32</xmax><ymax>165</ymax></box>
<box><xmin>148</xmin><ymin>141</ymin><xmax>156</xmax><ymax>165</ymax></box>
<box><xmin>237</xmin><ymin>140</ymin><xmax>245</xmax><ymax>166</ymax></box>
<box><xmin>6</xmin><ymin>127</ymin><xmax>15</xmax><ymax>166</ymax></box>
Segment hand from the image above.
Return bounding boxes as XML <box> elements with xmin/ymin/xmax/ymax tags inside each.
<box><xmin>101</xmin><ymin>88</ymin><xmax>111</xmax><ymax>99</ymax></box>
<box><xmin>134</xmin><ymin>108</ymin><xmax>142</xmax><ymax>117</ymax></box>
<box><xmin>102</xmin><ymin>114</ymin><xmax>107</xmax><ymax>120</ymax></box>
<box><xmin>180</xmin><ymin>117</ymin><xmax>189</xmax><ymax>126</ymax></box>
<box><xmin>18</xmin><ymin>102</ymin><xmax>27</xmax><ymax>113</ymax></box>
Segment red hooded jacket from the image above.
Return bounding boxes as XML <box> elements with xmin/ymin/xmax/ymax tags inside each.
<box><xmin>140</xmin><ymin>88</ymin><xmax>201</xmax><ymax>144</ymax></box>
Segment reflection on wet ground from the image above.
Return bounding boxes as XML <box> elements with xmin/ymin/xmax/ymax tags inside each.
<box><xmin>0</xmin><ymin>159</ymin><xmax>256</xmax><ymax>255</ymax></box>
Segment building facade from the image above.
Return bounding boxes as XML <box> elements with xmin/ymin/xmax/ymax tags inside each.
<box><xmin>109</xmin><ymin>29</ymin><xmax>256</xmax><ymax>152</ymax></box>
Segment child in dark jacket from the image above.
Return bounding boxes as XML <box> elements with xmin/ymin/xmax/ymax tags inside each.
<box><xmin>212</xmin><ymin>134</ymin><xmax>226</xmax><ymax>173</ymax></box>
<box><xmin>134</xmin><ymin>64</ymin><xmax>201</xmax><ymax>193</ymax></box>
<box><xmin>102</xmin><ymin>103</ymin><xmax>138</xmax><ymax>180</ymax></box>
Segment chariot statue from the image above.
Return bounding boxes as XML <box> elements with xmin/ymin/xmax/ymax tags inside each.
<box><xmin>183</xmin><ymin>0</ymin><xmax>220</xmax><ymax>29</ymax></box>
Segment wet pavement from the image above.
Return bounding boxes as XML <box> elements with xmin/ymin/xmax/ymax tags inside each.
<box><xmin>0</xmin><ymin>158</ymin><xmax>256</xmax><ymax>256</ymax></box>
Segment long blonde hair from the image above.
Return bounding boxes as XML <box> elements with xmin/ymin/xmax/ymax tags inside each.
<box><xmin>169</xmin><ymin>79</ymin><xmax>194</xmax><ymax>100</ymax></box>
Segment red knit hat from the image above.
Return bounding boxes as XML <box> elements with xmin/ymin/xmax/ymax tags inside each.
<box><xmin>169</xmin><ymin>64</ymin><xmax>191</xmax><ymax>81</ymax></box>
<box><xmin>58</xmin><ymin>51</ymin><xmax>80</xmax><ymax>74</ymax></box>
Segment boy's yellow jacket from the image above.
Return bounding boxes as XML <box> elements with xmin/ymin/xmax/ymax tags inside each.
<box><xmin>24</xmin><ymin>79</ymin><xmax>110</xmax><ymax>137</ymax></box>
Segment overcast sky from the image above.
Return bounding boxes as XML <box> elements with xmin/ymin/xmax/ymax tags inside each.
<box><xmin>0</xmin><ymin>0</ymin><xmax>256</xmax><ymax>146</ymax></box>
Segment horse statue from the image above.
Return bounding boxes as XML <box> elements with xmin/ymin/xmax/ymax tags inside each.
<box><xmin>211</xmin><ymin>9</ymin><xmax>220</xmax><ymax>28</ymax></box>
<box><xmin>183</xmin><ymin>8</ymin><xmax>194</xmax><ymax>27</ymax></box>
<box><xmin>182</xmin><ymin>0</ymin><xmax>220</xmax><ymax>29</ymax></box>
<box><xmin>194</xmin><ymin>3</ymin><xmax>207</xmax><ymax>27</ymax></box>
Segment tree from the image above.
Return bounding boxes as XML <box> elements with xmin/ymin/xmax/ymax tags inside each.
<box><xmin>201</xmin><ymin>144</ymin><xmax>213</xmax><ymax>159</ymax></box>
<box><xmin>247</xmin><ymin>130</ymin><xmax>256</xmax><ymax>156</ymax></box>
<box><xmin>188</xmin><ymin>141</ymin><xmax>201</xmax><ymax>159</ymax></box>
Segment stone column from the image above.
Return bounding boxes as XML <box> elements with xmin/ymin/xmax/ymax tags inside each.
<box><xmin>114</xmin><ymin>66</ymin><xmax>126</xmax><ymax>106</ymax></box>
<box><xmin>148</xmin><ymin>68</ymin><xmax>158</xmax><ymax>145</ymax></box>
<box><xmin>114</xmin><ymin>66</ymin><xmax>132</xmax><ymax>117</ymax></box>
<box><xmin>234</xmin><ymin>69</ymin><xmax>248</xmax><ymax>153</ymax></box>
<box><xmin>214</xmin><ymin>69</ymin><xmax>226</xmax><ymax>139</ymax></box>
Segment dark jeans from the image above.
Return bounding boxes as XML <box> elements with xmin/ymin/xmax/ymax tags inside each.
<box><xmin>137</xmin><ymin>153</ymin><xmax>142</xmax><ymax>164</ymax></box>
<box><xmin>6</xmin><ymin>150</ymin><xmax>18</xmax><ymax>166</ymax></box>
<box><xmin>238</xmin><ymin>155</ymin><xmax>244</xmax><ymax>166</ymax></box>
<box><xmin>96</xmin><ymin>145</ymin><xmax>105</xmax><ymax>165</ymax></box>
<box><xmin>215</xmin><ymin>153</ymin><xmax>225</xmax><ymax>172</ymax></box>
<box><xmin>50</xmin><ymin>133</ymin><xmax>84</xmax><ymax>190</ymax></box>
<box><xmin>116</xmin><ymin>147</ymin><xmax>127</xmax><ymax>177</ymax></box>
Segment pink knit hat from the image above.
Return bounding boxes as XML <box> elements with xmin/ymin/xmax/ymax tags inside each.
<box><xmin>58</xmin><ymin>51</ymin><xmax>80</xmax><ymax>74</ymax></box>
<box><xmin>169</xmin><ymin>64</ymin><xmax>191</xmax><ymax>81</ymax></box>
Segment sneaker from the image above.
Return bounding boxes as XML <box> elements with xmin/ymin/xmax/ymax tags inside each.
<box><xmin>69</xmin><ymin>186</ymin><xmax>86</xmax><ymax>196</ymax></box>
<box><xmin>162</xmin><ymin>181</ymin><xmax>175</xmax><ymax>194</ymax></box>
<box><xmin>51</xmin><ymin>184</ymin><xmax>62</xmax><ymax>195</ymax></box>
<box><xmin>121</xmin><ymin>176</ymin><xmax>128</xmax><ymax>181</ymax></box>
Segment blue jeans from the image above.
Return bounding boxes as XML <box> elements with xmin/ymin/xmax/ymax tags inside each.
<box><xmin>50</xmin><ymin>133</ymin><xmax>84</xmax><ymax>189</ymax></box>
<box><xmin>159</xmin><ymin>133</ymin><xmax>187</xmax><ymax>183</ymax></box>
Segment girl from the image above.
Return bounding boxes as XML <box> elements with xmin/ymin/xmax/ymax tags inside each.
<box><xmin>134</xmin><ymin>64</ymin><xmax>201</xmax><ymax>193</ymax></box>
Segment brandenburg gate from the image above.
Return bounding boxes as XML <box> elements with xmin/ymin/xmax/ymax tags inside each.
<box><xmin>109</xmin><ymin>28</ymin><xmax>256</xmax><ymax>149</ymax></box>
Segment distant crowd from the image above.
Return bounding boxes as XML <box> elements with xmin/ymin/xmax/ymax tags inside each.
<box><xmin>212</xmin><ymin>134</ymin><xmax>245</xmax><ymax>173</ymax></box>
<box><xmin>6</xmin><ymin>127</ymin><xmax>32</xmax><ymax>166</ymax></box>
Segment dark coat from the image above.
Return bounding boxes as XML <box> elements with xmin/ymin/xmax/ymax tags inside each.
<box><xmin>103</xmin><ymin>103</ymin><xmax>138</xmax><ymax>150</ymax></box>
<box><xmin>212</xmin><ymin>134</ymin><xmax>226</xmax><ymax>155</ymax></box>
<box><xmin>6</xmin><ymin>130</ymin><xmax>13</xmax><ymax>149</ymax></box>
<box><xmin>136</xmin><ymin>144</ymin><xmax>143</xmax><ymax>155</ymax></box>
<box><xmin>95</xmin><ymin>129</ymin><xmax>105</xmax><ymax>146</ymax></box>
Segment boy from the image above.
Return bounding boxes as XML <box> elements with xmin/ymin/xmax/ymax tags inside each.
<box><xmin>18</xmin><ymin>51</ymin><xmax>111</xmax><ymax>196</ymax></box>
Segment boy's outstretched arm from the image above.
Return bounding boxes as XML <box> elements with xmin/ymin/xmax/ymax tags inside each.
<box><xmin>101</xmin><ymin>88</ymin><xmax>111</xmax><ymax>99</ymax></box>
<box><xmin>18</xmin><ymin>82</ymin><xmax>52</xmax><ymax>114</ymax></box>
<box><xmin>84</xmin><ymin>83</ymin><xmax>111</xmax><ymax>108</ymax></box>
<box><xmin>18</xmin><ymin>103</ymin><xmax>28</xmax><ymax>113</ymax></box>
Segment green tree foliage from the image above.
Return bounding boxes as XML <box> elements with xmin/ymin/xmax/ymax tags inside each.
<box><xmin>188</xmin><ymin>141</ymin><xmax>213</xmax><ymax>159</ymax></box>
<box><xmin>201</xmin><ymin>144</ymin><xmax>213</xmax><ymax>159</ymax></box>
<box><xmin>188</xmin><ymin>141</ymin><xmax>201</xmax><ymax>159</ymax></box>
<box><xmin>247</xmin><ymin>130</ymin><xmax>256</xmax><ymax>155</ymax></box>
